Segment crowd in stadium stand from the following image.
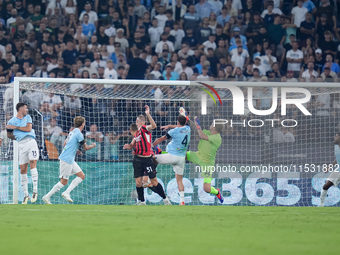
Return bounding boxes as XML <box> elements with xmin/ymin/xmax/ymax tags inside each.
<box><xmin>1</xmin><ymin>0</ymin><xmax>340</xmax><ymax>160</ymax></box>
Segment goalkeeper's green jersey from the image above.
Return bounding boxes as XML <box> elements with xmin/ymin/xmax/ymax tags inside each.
<box><xmin>197</xmin><ymin>130</ymin><xmax>222</xmax><ymax>164</ymax></box>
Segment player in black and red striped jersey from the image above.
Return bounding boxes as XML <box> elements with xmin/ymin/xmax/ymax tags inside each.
<box><xmin>123</xmin><ymin>105</ymin><xmax>171</xmax><ymax>205</ymax></box>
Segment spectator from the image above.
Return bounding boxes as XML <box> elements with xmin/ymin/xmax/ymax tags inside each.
<box><xmin>322</xmin><ymin>54</ymin><xmax>339</xmax><ymax>74</ymax></box>
<box><xmin>248</xmin><ymin>67</ymin><xmax>262</xmax><ymax>81</ymax></box>
<box><xmin>291</xmin><ymin>0</ymin><xmax>308</xmax><ymax>28</ymax></box>
<box><xmin>285</xmin><ymin>70</ymin><xmax>299</xmax><ymax>82</ymax></box>
<box><xmin>301</xmin><ymin>61</ymin><xmax>318</xmax><ymax>82</ymax></box>
<box><xmin>79</xmin><ymin>2</ymin><xmax>98</xmax><ymax>27</ymax></box>
<box><xmin>286</xmin><ymin>40</ymin><xmax>303</xmax><ymax>76</ymax></box>
<box><xmin>303</xmin><ymin>0</ymin><xmax>316</xmax><ymax>14</ymax></box>
<box><xmin>39</xmin><ymin>101</ymin><xmax>58</xmax><ymax>125</ymax></box>
<box><xmin>315</xmin><ymin>13</ymin><xmax>333</xmax><ymax>47</ymax></box>
<box><xmin>171</xmin><ymin>0</ymin><xmax>187</xmax><ymax>22</ymax></box>
<box><xmin>104</xmin><ymin>131</ymin><xmax>125</xmax><ymax>160</ymax></box>
<box><xmin>253</xmin><ymin>56</ymin><xmax>266</xmax><ymax>76</ymax></box>
<box><xmin>231</xmin><ymin>45</ymin><xmax>249</xmax><ymax>70</ymax></box>
<box><xmin>91</xmin><ymin>51</ymin><xmax>107</xmax><ymax>71</ymax></box>
<box><xmin>261</xmin><ymin>48</ymin><xmax>277</xmax><ymax>73</ymax></box>
<box><xmin>170</xmin><ymin>21</ymin><xmax>185</xmax><ymax>51</ymax></box>
<box><xmin>85</xmin><ymin>124</ymin><xmax>103</xmax><ymax>160</ymax></box>
<box><xmin>44</xmin><ymin>118</ymin><xmax>65</xmax><ymax>152</ymax></box>
<box><xmin>225</xmin><ymin>0</ymin><xmax>238</xmax><ymax>17</ymax></box>
<box><xmin>243</xmin><ymin>63</ymin><xmax>253</xmax><ymax>79</ymax></box>
<box><xmin>230</xmin><ymin>27</ymin><xmax>247</xmax><ymax>47</ymax></box>
<box><xmin>320</xmin><ymin>30</ymin><xmax>337</xmax><ymax>56</ymax></box>
<box><xmin>246</xmin><ymin>12</ymin><xmax>264</xmax><ymax>46</ymax></box>
<box><xmin>33</xmin><ymin>62</ymin><xmax>49</xmax><ymax>78</ymax></box>
<box><xmin>271</xmin><ymin>62</ymin><xmax>284</xmax><ymax>78</ymax></box>
<box><xmin>42</xmin><ymin>93</ymin><xmax>63</xmax><ymax>112</ymax></box>
<box><xmin>217</xmin><ymin>6</ymin><xmax>231</xmax><ymax>26</ymax></box>
<box><xmin>267</xmin><ymin>14</ymin><xmax>286</xmax><ymax>58</ymax></box>
<box><xmin>134</xmin><ymin>0</ymin><xmax>147</xmax><ymax>18</ymax></box>
<box><xmin>299</xmin><ymin>12</ymin><xmax>315</xmax><ymax>44</ymax></box>
<box><xmin>104</xmin><ymin>59</ymin><xmax>118</xmax><ymax>79</ymax></box>
<box><xmin>261</xmin><ymin>1</ymin><xmax>283</xmax><ymax>19</ymax></box>
<box><xmin>163</xmin><ymin>64</ymin><xmax>178</xmax><ymax>80</ymax></box>
<box><xmin>315</xmin><ymin>0</ymin><xmax>337</xmax><ymax>29</ymax></box>
<box><xmin>183</xmin><ymin>5</ymin><xmax>200</xmax><ymax>31</ymax></box>
<box><xmin>126</xmin><ymin>49</ymin><xmax>148</xmax><ymax>79</ymax></box>
<box><xmin>51</xmin><ymin>57</ymin><xmax>69</xmax><ymax>77</ymax></box>
<box><xmin>201</xmin><ymin>34</ymin><xmax>216</xmax><ymax>55</ymax></box>
<box><xmin>321</xmin><ymin>64</ymin><xmax>337</xmax><ymax>81</ymax></box>
<box><xmin>81</xmin><ymin>13</ymin><xmax>96</xmax><ymax>38</ymax></box>
<box><xmin>155</xmin><ymin>32</ymin><xmax>175</xmax><ymax>55</ymax></box>
<box><xmin>197</xmin><ymin>17</ymin><xmax>213</xmax><ymax>44</ymax></box>
<box><xmin>115</xmin><ymin>28</ymin><xmax>129</xmax><ymax>54</ymax></box>
<box><xmin>181</xmin><ymin>28</ymin><xmax>198</xmax><ymax>49</ymax></box>
<box><xmin>155</xmin><ymin>5</ymin><xmax>167</xmax><ymax>29</ymax></box>
<box><xmin>62</xmin><ymin>40</ymin><xmax>78</xmax><ymax>68</ymax></box>
<box><xmin>315</xmin><ymin>89</ymin><xmax>331</xmax><ymax>116</ymax></box>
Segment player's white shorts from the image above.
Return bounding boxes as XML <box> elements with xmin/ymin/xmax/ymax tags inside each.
<box><xmin>155</xmin><ymin>153</ymin><xmax>185</xmax><ymax>175</ymax></box>
<box><xmin>327</xmin><ymin>170</ymin><xmax>340</xmax><ymax>187</ymax></box>
<box><xmin>18</xmin><ymin>137</ymin><xmax>39</xmax><ymax>165</ymax></box>
<box><xmin>59</xmin><ymin>160</ymin><xmax>82</xmax><ymax>180</ymax></box>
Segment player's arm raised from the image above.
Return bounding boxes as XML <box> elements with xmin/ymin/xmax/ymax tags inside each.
<box><xmin>145</xmin><ymin>105</ymin><xmax>157</xmax><ymax>130</ymax></box>
<box><xmin>6</xmin><ymin>123</ymin><xmax>32</xmax><ymax>132</ymax></box>
<box><xmin>153</xmin><ymin>135</ymin><xmax>167</xmax><ymax>146</ymax></box>
<box><xmin>194</xmin><ymin>116</ymin><xmax>209</xmax><ymax>141</ymax></box>
<box><xmin>161</xmin><ymin>124</ymin><xmax>179</xmax><ymax>130</ymax></box>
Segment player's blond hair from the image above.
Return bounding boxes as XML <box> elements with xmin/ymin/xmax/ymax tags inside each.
<box><xmin>74</xmin><ymin>116</ymin><xmax>85</xmax><ymax>128</ymax></box>
<box><xmin>137</xmin><ymin>115</ymin><xmax>146</xmax><ymax>123</ymax></box>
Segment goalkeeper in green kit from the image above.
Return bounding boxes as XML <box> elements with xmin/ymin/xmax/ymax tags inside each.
<box><xmin>186</xmin><ymin>116</ymin><xmax>224</xmax><ymax>203</ymax></box>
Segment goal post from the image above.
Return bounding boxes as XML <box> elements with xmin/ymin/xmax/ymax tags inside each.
<box><xmin>2</xmin><ymin>77</ymin><xmax>340</xmax><ymax>206</ymax></box>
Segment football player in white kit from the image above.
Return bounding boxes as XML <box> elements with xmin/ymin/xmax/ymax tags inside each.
<box><xmin>6</xmin><ymin>103</ymin><xmax>39</xmax><ymax>204</ymax></box>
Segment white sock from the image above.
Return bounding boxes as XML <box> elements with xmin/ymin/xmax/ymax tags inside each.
<box><xmin>21</xmin><ymin>174</ymin><xmax>29</xmax><ymax>197</ymax></box>
<box><xmin>320</xmin><ymin>189</ymin><xmax>327</xmax><ymax>206</ymax></box>
<box><xmin>179</xmin><ymin>191</ymin><xmax>185</xmax><ymax>203</ymax></box>
<box><xmin>46</xmin><ymin>182</ymin><xmax>64</xmax><ymax>198</ymax></box>
<box><xmin>64</xmin><ymin>177</ymin><xmax>83</xmax><ymax>195</ymax></box>
<box><xmin>30</xmin><ymin>168</ymin><xmax>38</xmax><ymax>193</ymax></box>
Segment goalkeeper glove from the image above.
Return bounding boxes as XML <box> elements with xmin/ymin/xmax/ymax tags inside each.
<box><xmin>179</xmin><ymin>107</ymin><xmax>189</xmax><ymax>122</ymax></box>
<box><xmin>194</xmin><ymin>116</ymin><xmax>201</xmax><ymax>130</ymax></box>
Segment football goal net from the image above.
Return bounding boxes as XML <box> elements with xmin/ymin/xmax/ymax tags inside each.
<box><xmin>1</xmin><ymin>77</ymin><xmax>340</xmax><ymax>206</ymax></box>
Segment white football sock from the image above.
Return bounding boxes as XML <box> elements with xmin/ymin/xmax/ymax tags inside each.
<box><xmin>64</xmin><ymin>177</ymin><xmax>83</xmax><ymax>194</ymax></box>
<box><xmin>46</xmin><ymin>182</ymin><xmax>64</xmax><ymax>198</ymax></box>
<box><xmin>179</xmin><ymin>191</ymin><xmax>185</xmax><ymax>203</ymax></box>
<box><xmin>30</xmin><ymin>168</ymin><xmax>38</xmax><ymax>193</ymax></box>
<box><xmin>320</xmin><ymin>189</ymin><xmax>327</xmax><ymax>206</ymax></box>
<box><xmin>21</xmin><ymin>174</ymin><xmax>29</xmax><ymax>197</ymax></box>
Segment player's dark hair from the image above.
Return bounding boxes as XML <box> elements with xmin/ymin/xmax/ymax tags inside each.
<box><xmin>130</xmin><ymin>123</ymin><xmax>138</xmax><ymax>132</ymax></box>
<box><xmin>16</xmin><ymin>102</ymin><xmax>27</xmax><ymax>112</ymax></box>
<box><xmin>214</xmin><ymin>124</ymin><xmax>224</xmax><ymax>133</ymax></box>
<box><xmin>74</xmin><ymin>116</ymin><xmax>85</xmax><ymax>128</ymax></box>
<box><xmin>178</xmin><ymin>115</ymin><xmax>187</xmax><ymax>126</ymax></box>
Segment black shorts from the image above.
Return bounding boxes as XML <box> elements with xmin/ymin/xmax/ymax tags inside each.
<box><xmin>133</xmin><ymin>155</ymin><xmax>157</xmax><ymax>179</ymax></box>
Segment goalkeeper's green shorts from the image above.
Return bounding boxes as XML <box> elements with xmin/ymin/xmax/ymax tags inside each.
<box><xmin>186</xmin><ymin>151</ymin><xmax>213</xmax><ymax>184</ymax></box>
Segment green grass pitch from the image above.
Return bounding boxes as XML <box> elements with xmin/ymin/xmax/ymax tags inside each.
<box><xmin>0</xmin><ymin>205</ymin><xmax>339</xmax><ymax>255</ymax></box>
